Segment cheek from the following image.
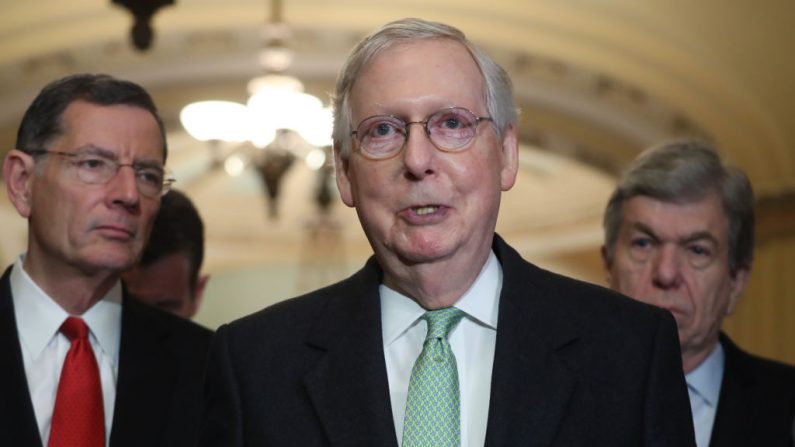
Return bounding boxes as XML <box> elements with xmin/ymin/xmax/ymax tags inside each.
<box><xmin>692</xmin><ymin>277</ymin><xmax>731</xmax><ymax>315</ymax></box>
<box><xmin>349</xmin><ymin>162</ymin><xmax>394</xmax><ymax>203</ymax></box>
<box><xmin>464</xmin><ymin>151</ymin><xmax>501</xmax><ymax>187</ymax></box>
<box><xmin>611</xmin><ymin>261</ymin><xmax>652</xmax><ymax>296</ymax></box>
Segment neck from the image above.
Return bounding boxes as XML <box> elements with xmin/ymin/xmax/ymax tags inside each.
<box><xmin>682</xmin><ymin>338</ymin><xmax>720</xmax><ymax>374</ymax></box>
<box><xmin>381</xmin><ymin>248</ymin><xmax>491</xmax><ymax>310</ymax></box>
<box><xmin>22</xmin><ymin>252</ymin><xmax>118</xmax><ymax>315</ymax></box>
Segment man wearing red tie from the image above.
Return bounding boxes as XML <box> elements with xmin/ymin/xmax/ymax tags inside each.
<box><xmin>0</xmin><ymin>73</ymin><xmax>212</xmax><ymax>447</ymax></box>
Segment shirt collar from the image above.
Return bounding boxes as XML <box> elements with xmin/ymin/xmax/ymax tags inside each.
<box><xmin>685</xmin><ymin>341</ymin><xmax>725</xmax><ymax>407</ymax></box>
<box><xmin>380</xmin><ymin>250</ymin><xmax>502</xmax><ymax>347</ymax></box>
<box><xmin>10</xmin><ymin>254</ymin><xmax>123</xmax><ymax>364</ymax></box>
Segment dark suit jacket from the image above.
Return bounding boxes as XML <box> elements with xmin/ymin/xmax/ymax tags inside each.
<box><xmin>0</xmin><ymin>265</ymin><xmax>213</xmax><ymax>447</ymax></box>
<box><xmin>709</xmin><ymin>333</ymin><xmax>795</xmax><ymax>447</ymax></box>
<box><xmin>200</xmin><ymin>235</ymin><xmax>695</xmax><ymax>446</ymax></box>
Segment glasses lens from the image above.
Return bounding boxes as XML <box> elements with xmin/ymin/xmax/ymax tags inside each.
<box><xmin>427</xmin><ymin>107</ymin><xmax>479</xmax><ymax>150</ymax></box>
<box><xmin>356</xmin><ymin>115</ymin><xmax>406</xmax><ymax>159</ymax></box>
<box><xmin>73</xmin><ymin>152</ymin><xmax>116</xmax><ymax>184</ymax></box>
<box><xmin>135</xmin><ymin>166</ymin><xmax>166</xmax><ymax>198</ymax></box>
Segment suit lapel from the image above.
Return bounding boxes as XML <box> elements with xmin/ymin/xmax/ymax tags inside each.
<box><xmin>484</xmin><ymin>237</ymin><xmax>579</xmax><ymax>447</ymax></box>
<box><xmin>302</xmin><ymin>258</ymin><xmax>398</xmax><ymax>447</ymax></box>
<box><xmin>109</xmin><ymin>295</ymin><xmax>177</xmax><ymax>447</ymax></box>
<box><xmin>709</xmin><ymin>334</ymin><xmax>753</xmax><ymax>447</ymax></box>
<box><xmin>0</xmin><ymin>266</ymin><xmax>44</xmax><ymax>447</ymax></box>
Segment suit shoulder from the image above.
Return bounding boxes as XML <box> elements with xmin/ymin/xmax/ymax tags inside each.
<box><xmin>126</xmin><ymin>297</ymin><xmax>214</xmax><ymax>345</ymax></box>
<box><xmin>495</xmin><ymin>235</ymin><xmax>667</xmax><ymax>326</ymax></box>
<box><xmin>223</xmin><ymin>262</ymin><xmax>377</xmax><ymax>340</ymax></box>
<box><xmin>724</xmin><ymin>335</ymin><xmax>795</xmax><ymax>386</ymax></box>
<box><xmin>502</xmin><ymin>259</ymin><xmax>679</xmax><ymax>361</ymax></box>
<box><xmin>528</xmin><ymin>262</ymin><xmax>668</xmax><ymax>323</ymax></box>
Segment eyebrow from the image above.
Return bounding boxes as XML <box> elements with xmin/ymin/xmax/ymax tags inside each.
<box><xmin>77</xmin><ymin>144</ymin><xmax>164</xmax><ymax>170</ymax></box>
<box><xmin>630</xmin><ymin>222</ymin><xmax>719</xmax><ymax>246</ymax></box>
<box><xmin>681</xmin><ymin>231</ymin><xmax>719</xmax><ymax>247</ymax></box>
<box><xmin>77</xmin><ymin>144</ymin><xmax>117</xmax><ymax>159</ymax></box>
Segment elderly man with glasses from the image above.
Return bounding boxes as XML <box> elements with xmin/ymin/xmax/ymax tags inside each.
<box><xmin>200</xmin><ymin>18</ymin><xmax>695</xmax><ymax>446</ymax></box>
<box><xmin>0</xmin><ymin>73</ymin><xmax>212</xmax><ymax>447</ymax></box>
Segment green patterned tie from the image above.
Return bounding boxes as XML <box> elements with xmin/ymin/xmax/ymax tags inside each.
<box><xmin>402</xmin><ymin>307</ymin><xmax>465</xmax><ymax>447</ymax></box>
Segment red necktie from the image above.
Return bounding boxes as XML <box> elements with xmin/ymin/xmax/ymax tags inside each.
<box><xmin>48</xmin><ymin>317</ymin><xmax>105</xmax><ymax>447</ymax></box>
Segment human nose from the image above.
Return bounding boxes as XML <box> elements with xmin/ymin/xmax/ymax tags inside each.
<box><xmin>401</xmin><ymin>121</ymin><xmax>436</xmax><ymax>180</ymax></box>
<box><xmin>107</xmin><ymin>164</ymin><xmax>141</xmax><ymax>208</ymax></box>
<box><xmin>652</xmin><ymin>244</ymin><xmax>682</xmax><ymax>289</ymax></box>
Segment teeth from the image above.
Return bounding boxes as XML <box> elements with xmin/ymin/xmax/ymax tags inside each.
<box><xmin>414</xmin><ymin>206</ymin><xmax>439</xmax><ymax>215</ymax></box>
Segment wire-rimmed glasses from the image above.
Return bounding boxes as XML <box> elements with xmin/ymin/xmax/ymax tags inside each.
<box><xmin>350</xmin><ymin>106</ymin><xmax>493</xmax><ymax>160</ymax></box>
<box><xmin>28</xmin><ymin>148</ymin><xmax>174</xmax><ymax>198</ymax></box>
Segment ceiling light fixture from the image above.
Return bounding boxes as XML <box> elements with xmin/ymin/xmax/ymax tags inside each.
<box><xmin>179</xmin><ymin>0</ymin><xmax>333</xmax><ymax>219</ymax></box>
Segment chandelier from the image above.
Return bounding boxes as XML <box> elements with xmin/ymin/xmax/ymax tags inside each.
<box><xmin>179</xmin><ymin>0</ymin><xmax>333</xmax><ymax>219</ymax></box>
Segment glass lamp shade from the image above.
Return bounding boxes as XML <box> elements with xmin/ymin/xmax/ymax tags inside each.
<box><xmin>180</xmin><ymin>100</ymin><xmax>251</xmax><ymax>142</ymax></box>
<box><xmin>296</xmin><ymin>106</ymin><xmax>333</xmax><ymax>147</ymax></box>
<box><xmin>180</xmin><ymin>75</ymin><xmax>334</xmax><ymax>150</ymax></box>
<box><xmin>247</xmin><ymin>78</ymin><xmax>323</xmax><ymax>134</ymax></box>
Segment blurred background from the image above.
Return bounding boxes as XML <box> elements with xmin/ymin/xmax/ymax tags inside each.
<box><xmin>0</xmin><ymin>0</ymin><xmax>792</xmax><ymax>362</ymax></box>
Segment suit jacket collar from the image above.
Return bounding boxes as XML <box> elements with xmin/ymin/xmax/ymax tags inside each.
<box><xmin>109</xmin><ymin>293</ymin><xmax>180</xmax><ymax>447</ymax></box>
<box><xmin>303</xmin><ymin>256</ymin><xmax>398</xmax><ymax>447</ymax></box>
<box><xmin>484</xmin><ymin>235</ymin><xmax>579</xmax><ymax>447</ymax></box>
<box><xmin>708</xmin><ymin>333</ymin><xmax>758</xmax><ymax>446</ymax></box>
<box><xmin>302</xmin><ymin>235</ymin><xmax>581</xmax><ymax>447</ymax></box>
<box><xmin>0</xmin><ymin>265</ymin><xmax>44</xmax><ymax>447</ymax></box>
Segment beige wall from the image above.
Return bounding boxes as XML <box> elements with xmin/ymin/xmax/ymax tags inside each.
<box><xmin>723</xmin><ymin>198</ymin><xmax>795</xmax><ymax>365</ymax></box>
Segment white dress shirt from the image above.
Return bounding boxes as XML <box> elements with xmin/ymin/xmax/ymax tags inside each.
<box><xmin>686</xmin><ymin>342</ymin><xmax>725</xmax><ymax>447</ymax></box>
<box><xmin>381</xmin><ymin>251</ymin><xmax>502</xmax><ymax>447</ymax></box>
<box><xmin>10</xmin><ymin>255</ymin><xmax>122</xmax><ymax>447</ymax></box>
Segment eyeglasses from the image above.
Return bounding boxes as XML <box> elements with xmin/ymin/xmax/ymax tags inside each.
<box><xmin>350</xmin><ymin>107</ymin><xmax>493</xmax><ymax>160</ymax></box>
<box><xmin>28</xmin><ymin>149</ymin><xmax>174</xmax><ymax>198</ymax></box>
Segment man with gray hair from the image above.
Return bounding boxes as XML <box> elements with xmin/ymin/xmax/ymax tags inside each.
<box><xmin>200</xmin><ymin>18</ymin><xmax>695</xmax><ymax>446</ymax></box>
<box><xmin>602</xmin><ymin>140</ymin><xmax>795</xmax><ymax>446</ymax></box>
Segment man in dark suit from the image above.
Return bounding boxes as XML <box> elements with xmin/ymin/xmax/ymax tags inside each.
<box><xmin>200</xmin><ymin>18</ymin><xmax>695</xmax><ymax>446</ymax></box>
<box><xmin>0</xmin><ymin>73</ymin><xmax>212</xmax><ymax>447</ymax></box>
<box><xmin>602</xmin><ymin>140</ymin><xmax>795</xmax><ymax>446</ymax></box>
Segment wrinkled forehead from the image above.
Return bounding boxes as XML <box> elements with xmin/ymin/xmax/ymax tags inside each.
<box><xmin>57</xmin><ymin>100</ymin><xmax>165</xmax><ymax>162</ymax></box>
<box><xmin>621</xmin><ymin>192</ymin><xmax>730</xmax><ymax>237</ymax></box>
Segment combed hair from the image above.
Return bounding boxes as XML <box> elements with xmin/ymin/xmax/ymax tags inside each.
<box><xmin>16</xmin><ymin>73</ymin><xmax>167</xmax><ymax>161</ymax></box>
<box><xmin>331</xmin><ymin>17</ymin><xmax>517</xmax><ymax>158</ymax></box>
<box><xmin>603</xmin><ymin>140</ymin><xmax>754</xmax><ymax>274</ymax></box>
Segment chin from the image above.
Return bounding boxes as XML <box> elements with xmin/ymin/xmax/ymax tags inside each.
<box><xmin>83</xmin><ymin>248</ymin><xmax>139</xmax><ymax>272</ymax></box>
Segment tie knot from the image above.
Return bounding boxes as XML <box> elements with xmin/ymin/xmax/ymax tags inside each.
<box><xmin>60</xmin><ymin>317</ymin><xmax>89</xmax><ymax>341</ymax></box>
<box><xmin>422</xmin><ymin>307</ymin><xmax>465</xmax><ymax>341</ymax></box>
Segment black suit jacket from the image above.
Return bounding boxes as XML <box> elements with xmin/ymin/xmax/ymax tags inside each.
<box><xmin>200</xmin><ymin>235</ymin><xmax>695</xmax><ymax>446</ymax></box>
<box><xmin>709</xmin><ymin>333</ymin><xmax>795</xmax><ymax>447</ymax></box>
<box><xmin>0</xmin><ymin>265</ymin><xmax>213</xmax><ymax>447</ymax></box>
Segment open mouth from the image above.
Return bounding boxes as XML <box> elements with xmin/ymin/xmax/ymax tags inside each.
<box><xmin>412</xmin><ymin>205</ymin><xmax>439</xmax><ymax>215</ymax></box>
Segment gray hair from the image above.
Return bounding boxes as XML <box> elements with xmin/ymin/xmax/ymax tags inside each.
<box><xmin>331</xmin><ymin>17</ymin><xmax>517</xmax><ymax>158</ymax></box>
<box><xmin>603</xmin><ymin>140</ymin><xmax>754</xmax><ymax>274</ymax></box>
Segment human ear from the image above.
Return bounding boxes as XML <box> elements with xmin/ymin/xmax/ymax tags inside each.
<box><xmin>725</xmin><ymin>265</ymin><xmax>750</xmax><ymax>315</ymax></box>
<box><xmin>601</xmin><ymin>245</ymin><xmax>614</xmax><ymax>285</ymax></box>
<box><xmin>188</xmin><ymin>274</ymin><xmax>210</xmax><ymax>319</ymax></box>
<box><xmin>333</xmin><ymin>143</ymin><xmax>355</xmax><ymax>207</ymax></box>
<box><xmin>3</xmin><ymin>149</ymin><xmax>36</xmax><ymax>218</ymax></box>
<box><xmin>499</xmin><ymin>123</ymin><xmax>519</xmax><ymax>191</ymax></box>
